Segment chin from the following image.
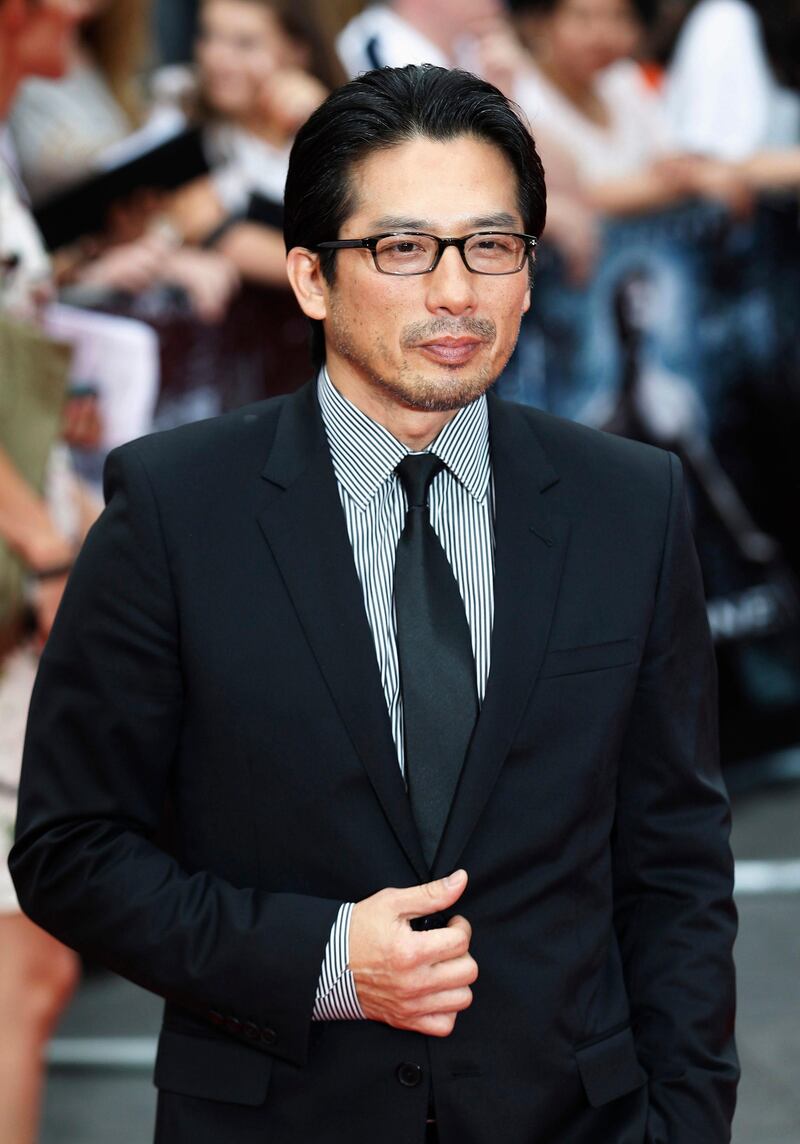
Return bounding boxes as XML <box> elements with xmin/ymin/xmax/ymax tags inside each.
<box><xmin>381</xmin><ymin>368</ymin><xmax>497</xmax><ymax>413</ymax></box>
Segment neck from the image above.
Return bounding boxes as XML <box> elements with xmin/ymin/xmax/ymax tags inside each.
<box><xmin>537</xmin><ymin>55</ymin><xmax>595</xmax><ymax>108</ymax></box>
<box><xmin>325</xmin><ymin>363</ymin><xmax>459</xmax><ymax>451</ymax></box>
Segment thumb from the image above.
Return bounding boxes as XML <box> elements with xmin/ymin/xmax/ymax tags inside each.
<box><xmin>396</xmin><ymin>869</ymin><xmax>468</xmax><ymax>919</ymax></box>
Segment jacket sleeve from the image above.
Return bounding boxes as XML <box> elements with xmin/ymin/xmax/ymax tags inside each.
<box><xmin>613</xmin><ymin>452</ymin><xmax>739</xmax><ymax>1143</ymax></box>
<box><xmin>10</xmin><ymin>443</ymin><xmax>341</xmax><ymax>1067</ymax></box>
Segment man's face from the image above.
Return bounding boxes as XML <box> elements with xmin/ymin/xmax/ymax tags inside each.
<box><xmin>320</xmin><ymin>134</ymin><xmax>532</xmax><ymax>417</ymax></box>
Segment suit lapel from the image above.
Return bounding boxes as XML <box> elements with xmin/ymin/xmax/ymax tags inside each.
<box><xmin>434</xmin><ymin>397</ymin><xmax>569</xmax><ymax>877</ymax></box>
<box><xmin>256</xmin><ymin>385</ymin><xmax>428</xmax><ymax>880</ymax></box>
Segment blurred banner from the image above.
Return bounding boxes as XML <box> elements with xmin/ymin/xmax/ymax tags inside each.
<box><xmin>498</xmin><ymin>195</ymin><xmax>800</xmax><ymax>772</ymax></box>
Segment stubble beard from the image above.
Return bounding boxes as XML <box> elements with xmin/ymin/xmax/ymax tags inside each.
<box><xmin>327</xmin><ymin>307</ymin><xmax>520</xmax><ymax>413</ymax></box>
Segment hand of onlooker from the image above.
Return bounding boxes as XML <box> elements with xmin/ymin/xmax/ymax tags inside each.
<box><xmin>77</xmin><ymin>232</ymin><xmax>175</xmax><ymax>294</ymax></box>
<box><xmin>259</xmin><ymin>68</ymin><xmax>328</xmax><ymax>137</ymax></box>
<box><xmin>542</xmin><ymin>194</ymin><xmax>600</xmax><ymax>285</ymax></box>
<box><xmin>167</xmin><ymin>177</ymin><xmax>226</xmax><ymax>244</ymax></box>
<box><xmin>349</xmin><ymin>869</ymin><xmax>478</xmax><ymax>1037</ymax></box>
<box><xmin>472</xmin><ymin>18</ymin><xmax>532</xmax><ymax>99</ymax></box>
<box><xmin>653</xmin><ymin>155</ymin><xmax>754</xmax><ymax>218</ymax></box>
<box><xmin>161</xmin><ymin>247</ymin><xmax>240</xmax><ymax>323</ymax></box>
<box><xmin>61</xmin><ymin>392</ymin><xmax>103</xmax><ymax>450</ymax></box>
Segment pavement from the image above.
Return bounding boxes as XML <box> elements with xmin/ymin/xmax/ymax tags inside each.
<box><xmin>40</xmin><ymin>781</ymin><xmax>800</xmax><ymax>1144</ymax></box>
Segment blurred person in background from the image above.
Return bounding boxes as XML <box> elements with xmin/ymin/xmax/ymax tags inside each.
<box><xmin>0</xmin><ymin>4</ymin><xmax>96</xmax><ymax>1142</ymax></box>
<box><xmin>505</xmin><ymin>0</ymin><xmax>749</xmax><ymax>216</ymax></box>
<box><xmin>337</xmin><ymin>0</ymin><xmax>504</xmax><ymax>74</ymax></box>
<box><xmin>665</xmin><ymin>0</ymin><xmax>800</xmax><ymax>162</ymax></box>
<box><xmin>9</xmin><ymin>0</ymin><xmax>241</xmax><ymax>321</ymax></box>
<box><xmin>9</xmin><ymin>0</ymin><xmax>149</xmax><ymax>202</ymax></box>
<box><xmin>166</xmin><ymin>0</ymin><xmax>343</xmax><ymax>287</ymax></box>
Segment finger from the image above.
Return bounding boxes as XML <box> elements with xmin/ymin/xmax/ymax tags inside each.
<box><xmin>413</xmin><ymin>1012</ymin><xmax>458</xmax><ymax>1038</ymax></box>
<box><xmin>412</xmin><ymin>923</ymin><xmax>472</xmax><ymax>964</ymax></box>
<box><xmin>446</xmin><ymin>914</ymin><xmax>472</xmax><ymax>942</ymax></box>
<box><xmin>415</xmin><ymin>986</ymin><xmax>474</xmax><ymax>1016</ymax></box>
<box><xmin>395</xmin><ymin>870</ymin><xmax>468</xmax><ymax>920</ymax></box>
<box><xmin>426</xmin><ymin>954</ymin><xmax>479</xmax><ymax>992</ymax></box>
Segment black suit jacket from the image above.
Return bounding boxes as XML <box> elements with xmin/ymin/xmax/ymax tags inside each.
<box><xmin>11</xmin><ymin>383</ymin><xmax>738</xmax><ymax>1143</ymax></box>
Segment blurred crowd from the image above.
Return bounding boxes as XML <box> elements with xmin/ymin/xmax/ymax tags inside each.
<box><xmin>1</xmin><ymin>2</ymin><xmax>799</xmax><ymax>1142</ymax></box>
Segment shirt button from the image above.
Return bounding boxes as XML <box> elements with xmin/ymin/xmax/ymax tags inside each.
<box><xmin>260</xmin><ymin>1026</ymin><xmax>278</xmax><ymax>1046</ymax></box>
<box><xmin>396</xmin><ymin>1062</ymin><xmax>423</xmax><ymax>1087</ymax></box>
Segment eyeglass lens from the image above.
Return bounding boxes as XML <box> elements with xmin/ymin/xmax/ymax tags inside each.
<box><xmin>374</xmin><ymin>233</ymin><xmax>527</xmax><ymax>274</ymax></box>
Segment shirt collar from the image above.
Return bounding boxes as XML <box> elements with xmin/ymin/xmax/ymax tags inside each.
<box><xmin>318</xmin><ymin>367</ymin><xmax>490</xmax><ymax>510</ymax></box>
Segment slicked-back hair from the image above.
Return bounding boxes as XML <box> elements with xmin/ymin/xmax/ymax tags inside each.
<box><xmin>283</xmin><ymin>64</ymin><xmax>547</xmax><ymax>370</ymax></box>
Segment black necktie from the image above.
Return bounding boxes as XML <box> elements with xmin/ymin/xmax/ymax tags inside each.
<box><xmin>394</xmin><ymin>454</ymin><xmax>479</xmax><ymax>867</ymax></box>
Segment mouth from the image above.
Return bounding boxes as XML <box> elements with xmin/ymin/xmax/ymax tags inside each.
<box><xmin>415</xmin><ymin>337</ymin><xmax>485</xmax><ymax>366</ymax></box>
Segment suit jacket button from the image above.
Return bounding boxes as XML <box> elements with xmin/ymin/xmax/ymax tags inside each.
<box><xmin>261</xmin><ymin>1026</ymin><xmax>278</xmax><ymax>1046</ymax></box>
<box><xmin>396</xmin><ymin>1062</ymin><xmax>423</xmax><ymax>1087</ymax></box>
<box><xmin>209</xmin><ymin>1011</ymin><xmax>225</xmax><ymax>1028</ymax></box>
<box><xmin>243</xmin><ymin>1022</ymin><xmax>260</xmax><ymax>1040</ymax></box>
<box><xmin>224</xmin><ymin>1016</ymin><xmax>242</xmax><ymax>1035</ymax></box>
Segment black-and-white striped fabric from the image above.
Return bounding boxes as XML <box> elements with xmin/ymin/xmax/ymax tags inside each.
<box><xmin>313</xmin><ymin>368</ymin><xmax>495</xmax><ymax>1021</ymax></box>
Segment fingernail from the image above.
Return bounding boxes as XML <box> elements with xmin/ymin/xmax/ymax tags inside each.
<box><xmin>445</xmin><ymin>870</ymin><xmax>464</xmax><ymax>887</ymax></box>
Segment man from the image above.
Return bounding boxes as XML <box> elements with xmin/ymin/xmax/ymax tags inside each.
<box><xmin>11</xmin><ymin>65</ymin><xmax>738</xmax><ymax>1143</ymax></box>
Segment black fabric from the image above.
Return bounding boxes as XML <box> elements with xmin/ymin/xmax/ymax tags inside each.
<box><xmin>10</xmin><ymin>383</ymin><xmax>739</xmax><ymax>1143</ymax></box>
<box><xmin>394</xmin><ymin>455</ymin><xmax>478</xmax><ymax>866</ymax></box>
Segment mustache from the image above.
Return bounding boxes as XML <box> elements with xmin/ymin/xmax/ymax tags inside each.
<box><xmin>401</xmin><ymin>317</ymin><xmax>496</xmax><ymax>347</ymax></box>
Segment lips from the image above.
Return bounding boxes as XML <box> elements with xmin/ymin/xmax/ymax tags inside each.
<box><xmin>416</xmin><ymin>337</ymin><xmax>484</xmax><ymax>366</ymax></box>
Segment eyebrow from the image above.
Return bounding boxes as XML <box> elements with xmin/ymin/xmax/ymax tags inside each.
<box><xmin>367</xmin><ymin>211</ymin><xmax>521</xmax><ymax>232</ymax></box>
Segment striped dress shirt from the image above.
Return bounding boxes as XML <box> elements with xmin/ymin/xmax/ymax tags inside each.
<box><xmin>312</xmin><ymin>368</ymin><xmax>495</xmax><ymax>1020</ymax></box>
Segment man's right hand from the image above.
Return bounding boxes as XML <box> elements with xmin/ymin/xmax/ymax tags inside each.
<box><xmin>349</xmin><ymin>869</ymin><xmax>478</xmax><ymax>1037</ymax></box>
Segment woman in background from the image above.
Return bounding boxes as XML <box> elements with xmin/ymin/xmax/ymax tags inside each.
<box><xmin>9</xmin><ymin>0</ymin><xmax>149</xmax><ymax>202</ymax></box>
<box><xmin>665</xmin><ymin>0</ymin><xmax>800</xmax><ymax>161</ymax></box>
<box><xmin>166</xmin><ymin>0</ymin><xmax>342</xmax><ymax>285</ymax></box>
<box><xmin>506</xmin><ymin>0</ymin><xmax>745</xmax><ymax>215</ymax></box>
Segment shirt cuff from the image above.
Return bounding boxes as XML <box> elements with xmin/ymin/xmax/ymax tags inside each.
<box><xmin>312</xmin><ymin>901</ymin><xmax>365</xmax><ymax>1021</ymax></box>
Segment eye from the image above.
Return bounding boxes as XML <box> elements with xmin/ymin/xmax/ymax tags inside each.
<box><xmin>382</xmin><ymin>239</ymin><xmax>426</xmax><ymax>255</ymax></box>
<box><xmin>472</xmin><ymin>236</ymin><xmax>516</xmax><ymax>252</ymax></box>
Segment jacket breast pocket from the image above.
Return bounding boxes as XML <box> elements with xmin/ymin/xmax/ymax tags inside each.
<box><xmin>574</xmin><ymin>1025</ymin><xmax>648</xmax><ymax>1108</ymax></box>
<box><xmin>154</xmin><ymin>1028</ymin><xmax>273</xmax><ymax>1107</ymax></box>
<box><xmin>539</xmin><ymin>638</ymin><xmax>639</xmax><ymax>680</ymax></box>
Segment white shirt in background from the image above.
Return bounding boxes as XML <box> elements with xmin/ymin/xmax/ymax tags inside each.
<box><xmin>665</xmin><ymin>0</ymin><xmax>800</xmax><ymax>160</ymax></box>
<box><xmin>514</xmin><ymin>59</ymin><xmax>674</xmax><ymax>185</ymax></box>
<box><xmin>337</xmin><ymin>3</ymin><xmax>483</xmax><ymax>78</ymax></box>
<box><xmin>9</xmin><ymin>62</ymin><xmax>133</xmax><ymax>203</ymax></box>
<box><xmin>203</xmin><ymin>123</ymin><xmax>291</xmax><ymax>215</ymax></box>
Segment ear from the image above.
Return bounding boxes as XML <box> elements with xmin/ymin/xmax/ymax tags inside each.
<box><xmin>286</xmin><ymin>246</ymin><xmax>328</xmax><ymax>321</ymax></box>
<box><xmin>522</xmin><ymin>282</ymin><xmax>531</xmax><ymax>316</ymax></box>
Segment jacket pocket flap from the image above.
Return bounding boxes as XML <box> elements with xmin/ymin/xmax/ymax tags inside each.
<box><xmin>575</xmin><ymin>1025</ymin><xmax>648</xmax><ymax>1109</ymax></box>
<box><xmin>540</xmin><ymin>638</ymin><xmax>638</xmax><ymax>679</ymax></box>
<box><xmin>154</xmin><ymin>1029</ymin><xmax>272</xmax><ymax>1107</ymax></box>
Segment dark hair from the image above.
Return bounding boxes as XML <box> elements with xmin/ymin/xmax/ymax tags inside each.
<box><xmin>508</xmin><ymin>0</ymin><xmax>659</xmax><ymax>26</ymax></box>
<box><xmin>743</xmin><ymin>1</ymin><xmax>800</xmax><ymax>90</ymax></box>
<box><xmin>284</xmin><ymin>64</ymin><xmax>547</xmax><ymax>370</ymax></box>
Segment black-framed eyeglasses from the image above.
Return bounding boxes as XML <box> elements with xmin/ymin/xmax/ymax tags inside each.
<box><xmin>314</xmin><ymin>231</ymin><xmax>537</xmax><ymax>276</ymax></box>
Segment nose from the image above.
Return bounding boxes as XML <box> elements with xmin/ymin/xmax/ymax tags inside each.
<box><xmin>424</xmin><ymin>244</ymin><xmax>477</xmax><ymax>317</ymax></box>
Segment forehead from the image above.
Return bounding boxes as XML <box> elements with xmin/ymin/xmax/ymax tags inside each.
<box><xmin>342</xmin><ymin>135</ymin><xmax>523</xmax><ymax>234</ymax></box>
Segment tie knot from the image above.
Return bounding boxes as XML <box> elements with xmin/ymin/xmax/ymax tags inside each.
<box><xmin>396</xmin><ymin>453</ymin><xmax>443</xmax><ymax>509</ymax></box>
